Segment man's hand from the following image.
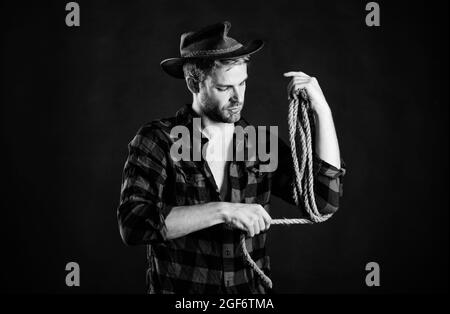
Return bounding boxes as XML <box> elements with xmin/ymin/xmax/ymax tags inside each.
<box><xmin>284</xmin><ymin>71</ymin><xmax>330</xmax><ymax>114</ymax></box>
<box><xmin>221</xmin><ymin>203</ymin><xmax>272</xmax><ymax>237</ymax></box>
<box><xmin>284</xmin><ymin>70</ymin><xmax>341</xmax><ymax>169</ymax></box>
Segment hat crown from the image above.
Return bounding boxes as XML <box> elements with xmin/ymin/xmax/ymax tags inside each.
<box><xmin>160</xmin><ymin>21</ymin><xmax>264</xmax><ymax>78</ymax></box>
<box><xmin>179</xmin><ymin>21</ymin><xmax>242</xmax><ymax>58</ymax></box>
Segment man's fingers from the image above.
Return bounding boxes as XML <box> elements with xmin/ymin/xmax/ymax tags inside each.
<box><xmin>293</xmin><ymin>77</ymin><xmax>312</xmax><ymax>83</ymax></box>
<box><xmin>260</xmin><ymin>208</ymin><xmax>272</xmax><ymax>230</ymax></box>
<box><xmin>283</xmin><ymin>71</ymin><xmax>310</xmax><ymax>78</ymax></box>
<box><xmin>242</xmin><ymin>218</ymin><xmax>254</xmax><ymax>237</ymax></box>
<box><xmin>236</xmin><ymin>222</ymin><xmax>247</xmax><ymax>232</ymax></box>
<box><xmin>238</xmin><ymin>205</ymin><xmax>273</xmax><ymax>236</ymax></box>
<box><xmin>253</xmin><ymin>220</ymin><xmax>261</xmax><ymax>236</ymax></box>
<box><xmin>289</xmin><ymin>82</ymin><xmax>309</xmax><ymax>91</ymax></box>
<box><xmin>258</xmin><ymin>217</ymin><xmax>266</xmax><ymax>233</ymax></box>
<box><xmin>266</xmin><ymin>218</ymin><xmax>271</xmax><ymax>231</ymax></box>
<box><xmin>287</xmin><ymin>78</ymin><xmax>310</xmax><ymax>95</ymax></box>
<box><xmin>255</xmin><ymin>205</ymin><xmax>271</xmax><ymax>227</ymax></box>
<box><xmin>287</xmin><ymin>77</ymin><xmax>311</xmax><ymax>89</ymax></box>
<box><xmin>247</xmin><ymin>225</ymin><xmax>255</xmax><ymax>237</ymax></box>
<box><xmin>288</xmin><ymin>83</ymin><xmax>310</xmax><ymax>98</ymax></box>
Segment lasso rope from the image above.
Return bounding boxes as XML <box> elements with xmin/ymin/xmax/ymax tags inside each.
<box><xmin>239</xmin><ymin>89</ymin><xmax>332</xmax><ymax>289</ymax></box>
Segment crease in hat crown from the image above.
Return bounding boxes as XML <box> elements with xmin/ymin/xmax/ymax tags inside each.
<box><xmin>179</xmin><ymin>21</ymin><xmax>243</xmax><ymax>58</ymax></box>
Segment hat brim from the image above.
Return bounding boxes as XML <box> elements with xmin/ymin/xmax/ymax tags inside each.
<box><xmin>160</xmin><ymin>39</ymin><xmax>264</xmax><ymax>79</ymax></box>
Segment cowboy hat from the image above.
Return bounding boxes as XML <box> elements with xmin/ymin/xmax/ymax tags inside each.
<box><xmin>160</xmin><ymin>21</ymin><xmax>264</xmax><ymax>79</ymax></box>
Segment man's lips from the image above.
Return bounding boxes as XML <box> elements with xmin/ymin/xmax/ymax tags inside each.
<box><xmin>227</xmin><ymin>106</ymin><xmax>242</xmax><ymax>113</ymax></box>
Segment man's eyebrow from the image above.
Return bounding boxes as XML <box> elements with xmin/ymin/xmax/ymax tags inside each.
<box><xmin>215</xmin><ymin>77</ymin><xmax>248</xmax><ymax>87</ymax></box>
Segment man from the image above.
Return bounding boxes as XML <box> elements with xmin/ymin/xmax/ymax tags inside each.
<box><xmin>117</xmin><ymin>21</ymin><xmax>346</xmax><ymax>294</ymax></box>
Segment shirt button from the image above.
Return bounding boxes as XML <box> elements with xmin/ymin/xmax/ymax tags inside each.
<box><xmin>223</xmin><ymin>245</ymin><xmax>233</xmax><ymax>257</ymax></box>
<box><xmin>224</xmin><ymin>273</ymin><xmax>233</xmax><ymax>287</ymax></box>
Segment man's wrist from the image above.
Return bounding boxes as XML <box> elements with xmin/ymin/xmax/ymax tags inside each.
<box><xmin>216</xmin><ymin>202</ymin><xmax>230</xmax><ymax>224</ymax></box>
<box><xmin>313</xmin><ymin>103</ymin><xmax>332</xmax><ymax>119</ymax></box>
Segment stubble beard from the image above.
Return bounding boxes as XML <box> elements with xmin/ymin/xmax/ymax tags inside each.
<box><xmin>200</xmin><ymin>95</ymin><xmax>243</xmax><ymax>124</ymax></box>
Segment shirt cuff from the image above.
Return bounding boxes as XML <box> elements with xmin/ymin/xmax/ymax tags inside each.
<box><xmin>313</xmin><ymin>154</ymin><xmax>346</xmax><ymax>179</ymax></box>
<box><xmin>156</xmin><ymin>203</ymin><xmax>174</xmax><ymax>242</ymax></box>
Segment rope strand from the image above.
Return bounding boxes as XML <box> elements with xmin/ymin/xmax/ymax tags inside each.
<box><xmin>240</xmin><ymin>90</ymin><xmax>331</xmax><ymax>290</ymax></box>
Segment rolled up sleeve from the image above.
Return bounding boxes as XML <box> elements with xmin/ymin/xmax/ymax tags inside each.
<box><xmin>312</xmin><ymin>154</ymin><xmax>346</xmax><ymax>215</ymax></box>
<box><xmin>117</xmin><ymin>129</ymin><xmax>172</xmax><ymax>245</ymax></box>
<box><xmin>271</xmin><ymin>137</ymin><xmax>346</xmax><ymax>218</ymax></box>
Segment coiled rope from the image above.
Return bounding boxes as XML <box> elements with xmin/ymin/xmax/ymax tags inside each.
<box><xmin>239</xmin><ymin>89</ymin><xmax>332</xmax><ymax>289</ymax></box>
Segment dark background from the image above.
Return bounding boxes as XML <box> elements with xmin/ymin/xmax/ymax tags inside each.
<box><xmin>1</xmin><ymin>0</ymin><xmax>448</xmax><ymax>293</ymax></box>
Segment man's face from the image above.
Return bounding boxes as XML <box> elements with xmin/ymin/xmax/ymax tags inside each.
<box><xmin>198</xmin><ymin>63</ymin><xmax>247</xmax><ymax>123</ymax></box>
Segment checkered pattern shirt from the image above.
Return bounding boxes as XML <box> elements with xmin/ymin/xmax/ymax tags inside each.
<box><xmin>117</xmin><ymin>104</ymin><xmax>346</xmax><ymax>294</ymax></box>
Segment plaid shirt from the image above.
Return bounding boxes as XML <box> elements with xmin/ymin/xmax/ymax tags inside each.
<box><xmin>117</xmin><ymin>104</ymin><xmax>346</xmax><ymax>294</ymax></box>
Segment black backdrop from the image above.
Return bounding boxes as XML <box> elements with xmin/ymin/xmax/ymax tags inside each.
<box><xmin>1</xmin><ymin>0</ymin><xmax>448</xmax><ymax>294</ymax></box>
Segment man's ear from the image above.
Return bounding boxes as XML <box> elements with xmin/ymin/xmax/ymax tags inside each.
<box><xmin>186</xmin><ymin>77</ymin><xmax>200</xmax><ymax>94</ymax></box>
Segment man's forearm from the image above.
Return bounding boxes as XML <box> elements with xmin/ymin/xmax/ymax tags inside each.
<box><xmin>314</xmin><ymin>106</ymin><xmax>341</xmax><ymax>169</ymax></box>
<box><xmin>164</xmin><ymin>202</ymin><xmax>227</xmax><ymax>240</ymax></box>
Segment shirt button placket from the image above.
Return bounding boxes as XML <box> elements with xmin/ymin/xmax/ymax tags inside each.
<box><xmin>222</xmin><ymin>243</ymin><xmax>234</xmax><ymax>287</ymax></box>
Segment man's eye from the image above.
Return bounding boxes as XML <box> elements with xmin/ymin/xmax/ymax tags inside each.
<box><xmin>217</xmin><ymin>87</ymin><xmax>228</xmax><ymax>91</ymax></box>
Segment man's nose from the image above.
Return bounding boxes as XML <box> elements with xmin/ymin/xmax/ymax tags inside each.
<box><xmin>231</xmin><ymin>87</ymin><xmax>244</xmax><ymax>103</ymax></box>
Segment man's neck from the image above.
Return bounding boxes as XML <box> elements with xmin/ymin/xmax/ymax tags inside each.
<box><xmin>191</xmin><ymin>102</ymin><xmax>233</xmax><ymax>192</ymax></box>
